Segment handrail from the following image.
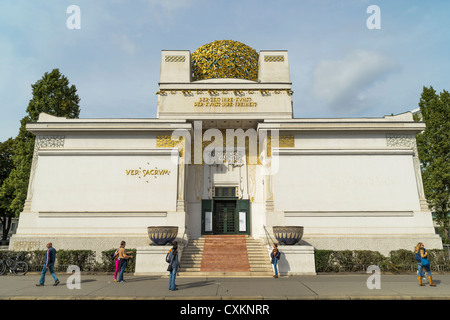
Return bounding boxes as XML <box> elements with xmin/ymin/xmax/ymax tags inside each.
<box><xmin>181</xmin><ymin>227</ymin><xmax>188</xmax><ymax>248</ymax></box>
<box><xmin>263</xmin><ymin>225</ymin><xmax>276</xmax><ymax>246</ymax></box>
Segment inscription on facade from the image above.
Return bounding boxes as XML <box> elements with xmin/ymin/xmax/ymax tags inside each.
<box><xmin>125</xmin><ymin>163</ymin><xmax>171</xmax><ymax>183</ymax></box>
<box><xmin>194</xmin><ymin>97</ymin><xmax>257</xmax><ymax>107</ymax></box>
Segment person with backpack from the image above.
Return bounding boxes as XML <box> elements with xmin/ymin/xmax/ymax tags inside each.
<box><xmin>415</xmin><ymin>242</ymin><xmax>436</xmax><ymax>287</ymax></box>
<box><xmin>167</xmin><ymin>241</ymin><xmax>180</xmax><ymax>291</ymax></box>
<box><xmin>270</xmin><ymin>243</ymin><xmax>281</xmax><ymax>278</ymax></box>
<box><xmin>117</xmin><ymin>241</ymin><xmax>133</xmax><ymax>283</ymax></box>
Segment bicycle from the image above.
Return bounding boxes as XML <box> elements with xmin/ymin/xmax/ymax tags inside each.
<box><xmin>0</xmin><ymin>253</ymin><xmax>29</xmax><ymax>276</ymax></box>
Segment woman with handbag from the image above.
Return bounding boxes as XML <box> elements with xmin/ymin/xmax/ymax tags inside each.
<box><xmin>168</xmin><ymin>241</ymin><xmax>180</xmax><ymax>291</ymax></box>
<box><xmin>415</xmin><ymin>242</ymin><xmax>436</xmax><ymax>287</ymax></box>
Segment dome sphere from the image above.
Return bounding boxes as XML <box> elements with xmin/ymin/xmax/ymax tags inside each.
<box><xmin>191</xmin><ymin>40</ymin><xmax>259</xmax><ymax>82</ymax></box>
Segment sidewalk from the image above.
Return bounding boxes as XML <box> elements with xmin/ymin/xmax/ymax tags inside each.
<box><xmin>0</xmin><ymin>273</ymin><xmax>449</xmax><ymax>300</ymax></box>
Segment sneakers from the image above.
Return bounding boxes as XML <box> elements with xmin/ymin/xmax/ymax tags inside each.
<box><xmin>53</xmin><ymin>280</ymin><xmax>60</xmax><ymax>286</ymax></box>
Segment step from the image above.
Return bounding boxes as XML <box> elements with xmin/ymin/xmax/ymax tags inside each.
<box><xmin>178</xmin><ymin>236</ymin><xmax>273</xmax><ymax>277</ymax></box>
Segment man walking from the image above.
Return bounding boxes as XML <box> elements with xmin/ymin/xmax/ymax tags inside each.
<box><xmin>36</xmin><ymin>242</ymin><xmax>60</xmax><ymax>286</ymax></box>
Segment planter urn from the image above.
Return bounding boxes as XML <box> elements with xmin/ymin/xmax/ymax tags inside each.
<box><xmin>147</xmin><ymin>226</ymin><xmax>178</xmax><ymax>245</ymax></box>
<box><xmin>272</xmin><ymin>226</ymin><xmax>304</xmax><ymax>245</ymax></box>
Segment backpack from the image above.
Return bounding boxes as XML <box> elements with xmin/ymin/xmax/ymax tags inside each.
<box><xmin>112</xmin><ymin>249</ymin><xmax>119</xmax><ymax>261</ymax></box>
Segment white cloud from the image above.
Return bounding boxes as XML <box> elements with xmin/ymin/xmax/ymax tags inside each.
<box><xmin>311</xmin><ymin>50</ymin><xmax>400</xmax><ymax>115</ymax></box>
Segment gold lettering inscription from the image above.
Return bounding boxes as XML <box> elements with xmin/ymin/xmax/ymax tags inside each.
<box><xmin>194</xmin><ymin>97</ymin><xmax>257</xmax><ymax>107</ymax></box>
<box><xmin>125</xmin><ymin>166</ymin><xmax>171</xmax><ymax>183</ymax></box>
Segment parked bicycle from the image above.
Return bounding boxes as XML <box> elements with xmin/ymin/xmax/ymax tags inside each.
<box><xmin>0</xmin><ymin>253</ymin><xmax>28</xmax><ymax>276</ymax></box>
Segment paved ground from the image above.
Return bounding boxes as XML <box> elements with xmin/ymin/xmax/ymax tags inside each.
<box><xmin>0</xmin><ymin>272</ymin><xmax>449</xmax><ymax>300</ymax></box>
<box><xmin>1</xmin><ymin>273</ymin><xmax>448</xmax><ymax>318</ymax></box>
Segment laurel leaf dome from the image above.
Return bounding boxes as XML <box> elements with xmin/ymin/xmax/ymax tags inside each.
<box><xmin>191</xmin><ymin>40</ymin><xmax>259</xmax><ymax>81</ymax></box>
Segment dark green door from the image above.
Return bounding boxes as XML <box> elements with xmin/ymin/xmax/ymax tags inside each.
<box><xmin>213</xmin><ymin>200</ymin><xmax>237</xmax><ymax>234</ymax></box>
<box><xmin>201</xmin><ymin>198</ymin><xmax>250</xmax><ymax>235</ymax></box>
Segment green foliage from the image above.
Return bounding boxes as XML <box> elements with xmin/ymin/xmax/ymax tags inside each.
<box><xmin>315</xmin><ymin>249</ymin><xmax>450</xmax><ymax>273</ymax></box>
<box><xmin>416</xmin><ymin>86</ymin><xmax>450</xmax><ymax>241</ymax></box>
<box><xmin>26</xmin><ymin>69</ymin><xmax>80</xmax><ymax>121</ymax></box>
<box><xmin>389</xmin><ymin>249</ymin><xmax>416</xmax><ymax>265</ymax></box>
<box><xmin>0</xmin><ymin>69</ymin><xmax>81</xmax><ymax>221</ymax></box>
<box><xmin>0</xmin><ymin>138</ymin><xmax>14</xmax><ymax>183</ymax></box>
<box><xmin>314</xmin><ymin>250</ymin><xmax>334</xmax><ymax>272</ymax></box>
<box><xmin>0</xmin><ymin>249</ymin><xmax>138</xmax><ymax>273</ymax></box>
<box><xmin>0</xmin><ymin>138</ymin><xmax>15</xmax><ymax>241</ymax></box>
<box><xmin>56</xmin><ymin>250</ymin><xmax>95</xmax><ymax>272</ymax></box>
<box><xmin>353</xmin><ymin>250</ymin><xmax>386</xmax><ymax>271</ymax></box>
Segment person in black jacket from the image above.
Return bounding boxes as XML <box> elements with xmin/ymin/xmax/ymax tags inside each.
<box><xmin>36</xmin><ymin>242</ymin><xmax>60</xmax><ymax>286</ymax></box>
<box><xmin>168</xmin><ymin>241</ymin><xmax>180</xmax><ymax>291</ymax></box>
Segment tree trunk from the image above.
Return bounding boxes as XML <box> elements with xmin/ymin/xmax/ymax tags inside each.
<box><xmin>0</xmin><ymin>216</ymin><xmax>11</xmax><ymax>243</ymax></box>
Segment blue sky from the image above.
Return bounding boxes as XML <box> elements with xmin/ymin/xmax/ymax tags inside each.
<box><xmin>1</xmin><ymin>0</ymin><xmax>449</xmax><ymax>141</ymax></box>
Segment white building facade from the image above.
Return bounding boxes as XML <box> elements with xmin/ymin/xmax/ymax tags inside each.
<box><xmin>10</xmin><ymin>41</ymin><xmax>442</xmax><ymax>259</ymax></box>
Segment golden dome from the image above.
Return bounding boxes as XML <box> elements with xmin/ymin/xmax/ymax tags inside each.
<box><xmin>191</xmin><ymin>40</ymin><xmax>258</xmax><ymax>81</ymax></box>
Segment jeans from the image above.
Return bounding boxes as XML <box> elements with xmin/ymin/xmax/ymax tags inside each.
<box><xmin>39</xmin><ymin>264</ymin><xmax>58</xmax><ymax>284</ymax></box>
<box><xmin>118</xmin><ymin>259</ymin><xmax>127</xmax><ymax>282</ymax></box>
<box><xmin>169</xmin><ymin>266</ymin><xmax>178</xmax><ymax>290</ymax></box>
<box><xmin>417</xmin><ymin>263</ymin><xmax>431</xmax><ymax>276</ymax></box>
<box><xmin>273</xmin><ymin>258</ymin><xmax>279</xmax><ymax>276</ymax></box>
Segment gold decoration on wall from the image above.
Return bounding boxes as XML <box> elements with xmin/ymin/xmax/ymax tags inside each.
<box><xmin>279</xmin><ymin>135</ymin><xmax>295</xmax><ymax>148</ymax></box>
<box><xmin>266</xmin><ymin>135</ymin><xmax>295</xmax><ymax>157</ymax></box>
<box><xmin>156</xmin><ymin>88</ymin><xmax>293</xmax><ymax>96</ymax></box>
<box><xmin>264</xmin><ymin>55</ymin><xmax>284</xmax><ymax>62</ymax></box>
<box><xmin>165</xmin><ymin>55</ymin><xmax>186</xmax><ymax>62</ymax></box>
<box><xmin>156</xmin><ymin>135</ymin><xmax>184</xmax><ymax>157</ymax></box>
<box><xmin>157</xmin><ymin>133</ymin><xmax>294</xmax><ymax>164</ymax></box>
<box><xmin>191</xmin><ymin>40</ymin><xmax>259</xmax><ymax>81</ymax></box>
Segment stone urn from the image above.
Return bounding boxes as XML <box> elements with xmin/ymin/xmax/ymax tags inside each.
<box><xmin>147</xmin><ymin>226</ymin><xmax>178</xmax><ymax>245</ymax></box>
<box><xmin>272</xmin><ymin>226</ymin><xmax>304</xmax><ymax>245</ymax></box>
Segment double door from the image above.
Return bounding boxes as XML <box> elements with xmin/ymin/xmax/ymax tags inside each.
<box><xmin>213</xmin><ymin>200</ymin><xmax>237</xmax><ymax>234</ymax></box>
<box><xmin>201</xmin><ymin>198</ymin><xmax>250</xmax><ymax>235</ymax></box>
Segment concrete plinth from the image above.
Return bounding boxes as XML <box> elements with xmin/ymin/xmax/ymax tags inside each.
<box><xmin>134</xmin><ymin>245</ymin><xmax>183</xmax><ymax>276</ymax></box>
<box><xmin>274</xmin><ymin>245</ymin><xmax>316</xmax><ymax>276</ymax></box>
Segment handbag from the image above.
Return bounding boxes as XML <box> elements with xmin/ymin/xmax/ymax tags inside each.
<box><xmin>167</xmin><ymin>264</ymin><xmax>173</xmax><ymax>272</ymax></box>
<box><xmin>421</xmin><ymin>257</ymin><xmax>430</xmax><ymax>267</ymax></box>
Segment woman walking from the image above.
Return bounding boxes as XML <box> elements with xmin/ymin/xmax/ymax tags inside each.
<box><xmin>168</xmin><ymin>241</ymin><xmax>180</xmax><ymax>291</ymax></box>
<box><xmin>270</xmin><ymin>243</ymin><xmax>281</xmax><ymax>278</ymax></box>
<box><xmin>113</xmin><ymin>247</ymin><xmax>120</xmax><ymax>282</ymax></box>
<box><xmin>117</xmin><ymin>241</ymin><xmax>133</xmax><ymax>283</ymax></box>
<box><xmin>415</xmin><ymin>242</ymin><xmax>436</xmax><ymax>287</ymax></box>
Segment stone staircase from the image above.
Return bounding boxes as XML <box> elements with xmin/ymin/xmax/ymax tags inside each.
<box><xmin>179</xmin><ymin>235</ymin><xmax>273</xmax><ymax>277</ymax></box>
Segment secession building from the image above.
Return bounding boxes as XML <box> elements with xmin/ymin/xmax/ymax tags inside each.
<box><xmin>10</xmin><ymin>40</ymin><xmax>442</xmax><ymax>274</ymax></box>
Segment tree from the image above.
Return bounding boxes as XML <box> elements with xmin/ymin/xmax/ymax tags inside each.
<box><xmin>416</xmin><ymin>86</ymin><xmax>450</xmax><ymax>242</ymax></box>
<box><xmin>0</xmin><ymin>69</ymin><xmax>81</xmax><ymax>238</ymax></box>
<box><xmin>0</xmin><ymin>138</ymin><xmax>15</xmax><ymax>243</ymax></box>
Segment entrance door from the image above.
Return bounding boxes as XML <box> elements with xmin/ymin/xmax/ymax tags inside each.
<box><xmin>213</xmin><ymin>200</ymin><xmax>237</xmax><ymax>234</ymax></box>
<box><xmin>201</xmin><ymin>199</ymin><xmax>250</xmax><ymax>235</ymax></box>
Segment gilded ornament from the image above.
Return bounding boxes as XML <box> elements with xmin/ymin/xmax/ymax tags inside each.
<box><xmin>191</xmin><ymin>40</ymin><xmax>259</xmax><ymax>81</ymax></box>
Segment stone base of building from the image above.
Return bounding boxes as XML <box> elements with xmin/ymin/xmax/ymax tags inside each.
<box><xmin>303</xmin><ymin>235</ymin><xmax>443</xmax><ymax>256</ymax></box>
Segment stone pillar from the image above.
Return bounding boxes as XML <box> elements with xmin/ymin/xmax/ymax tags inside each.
<box><xmin>24</xmin><ymin>135</ymin><xmax>65</xmax><ymax>212</ymax></box>
<box><xmin>387</xmin><ymin>134</ymin><xmax>428</xmax><ymax>210</ymax></box>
